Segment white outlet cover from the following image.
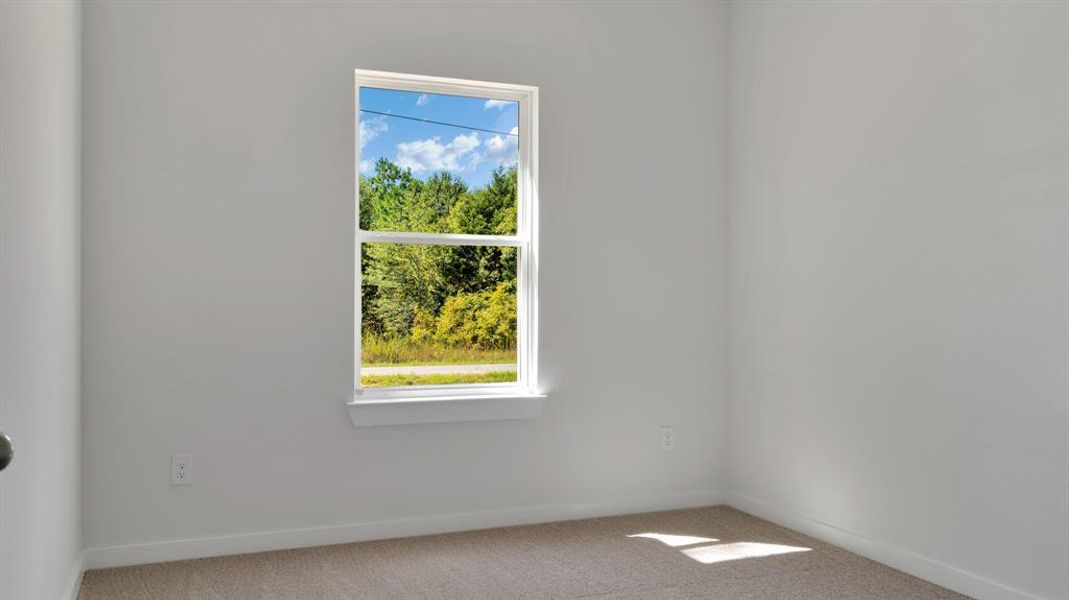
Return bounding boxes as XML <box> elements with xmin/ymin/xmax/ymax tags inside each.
<box><xmin>171</xmin><ymin>454</ymin><xmax>193</xmax><ymax>485</ymax></box>
<box><xmin>660</xmin><ymin>426</ymin><xmax>674</xmax><ymax>451</ymax></box>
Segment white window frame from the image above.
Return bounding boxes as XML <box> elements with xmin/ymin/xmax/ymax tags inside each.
<box><xmin>349</xmin><ymin>69</ymin><xmax>543</xmax><ymax>427</ymax></box>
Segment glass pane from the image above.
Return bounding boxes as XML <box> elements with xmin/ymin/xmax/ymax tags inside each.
<box><xmin>360</xmin><ymin>242</ymin><xmax>518</xmax><ymax>388</ymax></box>
<box><xmin>358</xmin><ymin>87</ymin><xmax>518</xmax><ymax>235</ymax></box>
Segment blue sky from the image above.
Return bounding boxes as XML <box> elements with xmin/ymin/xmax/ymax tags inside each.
<box><xmin>359</xmin><ymin>87</ymin><xmax>519</xmax><ymax>188</ymax></box>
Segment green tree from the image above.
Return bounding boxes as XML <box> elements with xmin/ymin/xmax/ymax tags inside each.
<box><xmin>359</xmin><ymin>158</ymin><xmax>420</xmax><ymax>231</ymax></box>
<box><xmin>433</xmin><ymin>283</ymin><xmax>517</xmax><ymax>350</ymax></box>
<box><xmin>359</xmin><ymin>161</ymin><xmax>518</xmax><ymax>346</ymax></box>
<box><xmin>438</xmin><ymin>166</ymin><xmax>518</xmax><ymax>297</ymax></box>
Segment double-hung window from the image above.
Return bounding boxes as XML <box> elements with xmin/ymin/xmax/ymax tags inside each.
<box><xmin>350</xmin><ymin>70</ymin><xmax>541</xmax><ymax>426</ymax></box>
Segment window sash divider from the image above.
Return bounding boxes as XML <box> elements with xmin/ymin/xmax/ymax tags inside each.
<box><xmin>358</xmin><ymin>230</ymin><xmax>525</xmax><ymax>247</ymax></box>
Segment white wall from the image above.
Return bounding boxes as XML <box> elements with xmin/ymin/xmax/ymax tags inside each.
<box><xmin>81</xmin><ymin>1</ymin><xmax>729</xmax><ymax>559</ymax></box>
<box><xmin>0</xmin><ymin>1</ymin><xmax>83</xmax><ymax>598</ymax></box>
<box><xmin>728</xmin><ymin>2</ymin><xmax>1069</xmax><ymax>599</ymax></box>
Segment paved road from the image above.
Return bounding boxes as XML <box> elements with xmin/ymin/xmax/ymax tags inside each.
<box><xmin>362</xmin><ymin>363</ymin><xmax>516</xmax><ymax>376</ymax></box>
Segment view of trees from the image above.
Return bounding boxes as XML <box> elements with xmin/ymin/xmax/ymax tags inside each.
<box><xmin>360</xmin><ymin>158</ymin><xmax>518</xmax><ymax>385</ymax></box>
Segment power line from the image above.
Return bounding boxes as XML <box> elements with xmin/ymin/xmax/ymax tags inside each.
<box><xmin>360</xmin><ymin>108</ymin><xmax>518</xmax><ymax>137</ymax></box>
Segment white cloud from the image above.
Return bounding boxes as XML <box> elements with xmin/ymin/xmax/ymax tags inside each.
<box><xmin>479</xmin><ymin>126</ymin><xmax>519</xmax><ymax>167</ymax></box>
<box><xmin>359</xmin><ymin>116</ymin><xmax>388</xmax><ymax>151</ymax></box>
<box><xmin>484</xmin><ymin>99</ymin><xmax>511</xmax><ymax>110</ymax></box>
<box><xmin>416</xmin><ymin>93</ymin><xmax>430</xmax><ymax>107</ymax></box>
<box><xmin>359</xmin><ymin>159</ymin><xmax>375</xmax><ymax>175</ymax></box>
<box><xmin>395</xmin><ymin>133</ymin><xmax>481</xmax><ymax>173</ymax></box>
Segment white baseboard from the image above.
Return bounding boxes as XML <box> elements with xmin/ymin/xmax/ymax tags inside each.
<box><xmin>60</xmin><ymin>551</ymin><xmax>84</xmax><ymax>600</ymax></box>
<box><xmin>84</xmin><ymin>490</ymin><xmax>725</xmax><ymax>570</ymax></box>
<box><xmin>725</xmin><ymin>492</ymin><xmax>1048</xmax><ymax>600</ymax></box>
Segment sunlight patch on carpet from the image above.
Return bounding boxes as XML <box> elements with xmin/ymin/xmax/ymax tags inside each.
<box><xmin>681</xmin><ymin>542</ymin><xmax>812</xmax><ymax>564</ymax></box>
<box><xmin>627</xmin><ymin>533</ymin><xmax>718</xmax><ymax>547</ymax></box>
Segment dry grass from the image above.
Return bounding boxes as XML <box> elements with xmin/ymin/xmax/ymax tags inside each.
<box><xmin>362</xmin><ymin>334</ymin><xmax>515</xmax><ymax>366</ymax></box>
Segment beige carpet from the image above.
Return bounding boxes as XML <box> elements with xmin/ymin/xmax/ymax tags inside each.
<box><xmin>79</xmin><ymin>506</ymin><xmax>972</xmax><ymax>599</ymax></box>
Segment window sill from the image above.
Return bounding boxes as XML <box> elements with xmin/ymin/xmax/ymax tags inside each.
<box><xmin>347</xmin><ymin>392</ymin><xmax>546</xmax><ymax>427</ymax></box>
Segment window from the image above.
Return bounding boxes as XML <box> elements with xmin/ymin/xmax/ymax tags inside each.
<box><xmin>351</xmin><ymin>70</ymin><xmax>540</xmax><ymax>422</ymax></box>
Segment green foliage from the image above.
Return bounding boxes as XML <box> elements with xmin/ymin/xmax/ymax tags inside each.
<box><xmin>360</xmin><ymin>161</ymin><xmax>519</xmax><ymax>353</ymax></box>
<box><xmin>434</xmin><ymin>283</ymin><xmax>516</xmax><ymax>350</ymax></box>
<box><xmin>409</xmin><ymin>308</ymin><xmax>436</xmax><ymax>345</ymax></box>
<box><xmin>445</xmin><ymin>166</ymin><xmax>517</xmax><ymax>235</ymax></box>
<box><xmin>363</xmin><ymin>242</ymin><xmax>447</xmax><ymax>336</ymax></box>
<box><xmin>359</xmin><ymin>158</ymin><xmax>420</xmax><ymax>231</ymax></box>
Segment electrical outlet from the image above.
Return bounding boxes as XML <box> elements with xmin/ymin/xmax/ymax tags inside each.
<box><xmin>171</xmin><ymin>454</ymin><xmax>193</xmax><ymax>486</ymax></box>
<box><xmin>660</xmin><ymin>426</ymin><xmax>675</xmax><ymax>451</ymax></box>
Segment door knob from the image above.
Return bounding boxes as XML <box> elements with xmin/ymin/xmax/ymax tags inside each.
<box><xmin>0</xmin><ymin>431</ymin><xmax>12</xmax><ymax>472</ymax></box>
